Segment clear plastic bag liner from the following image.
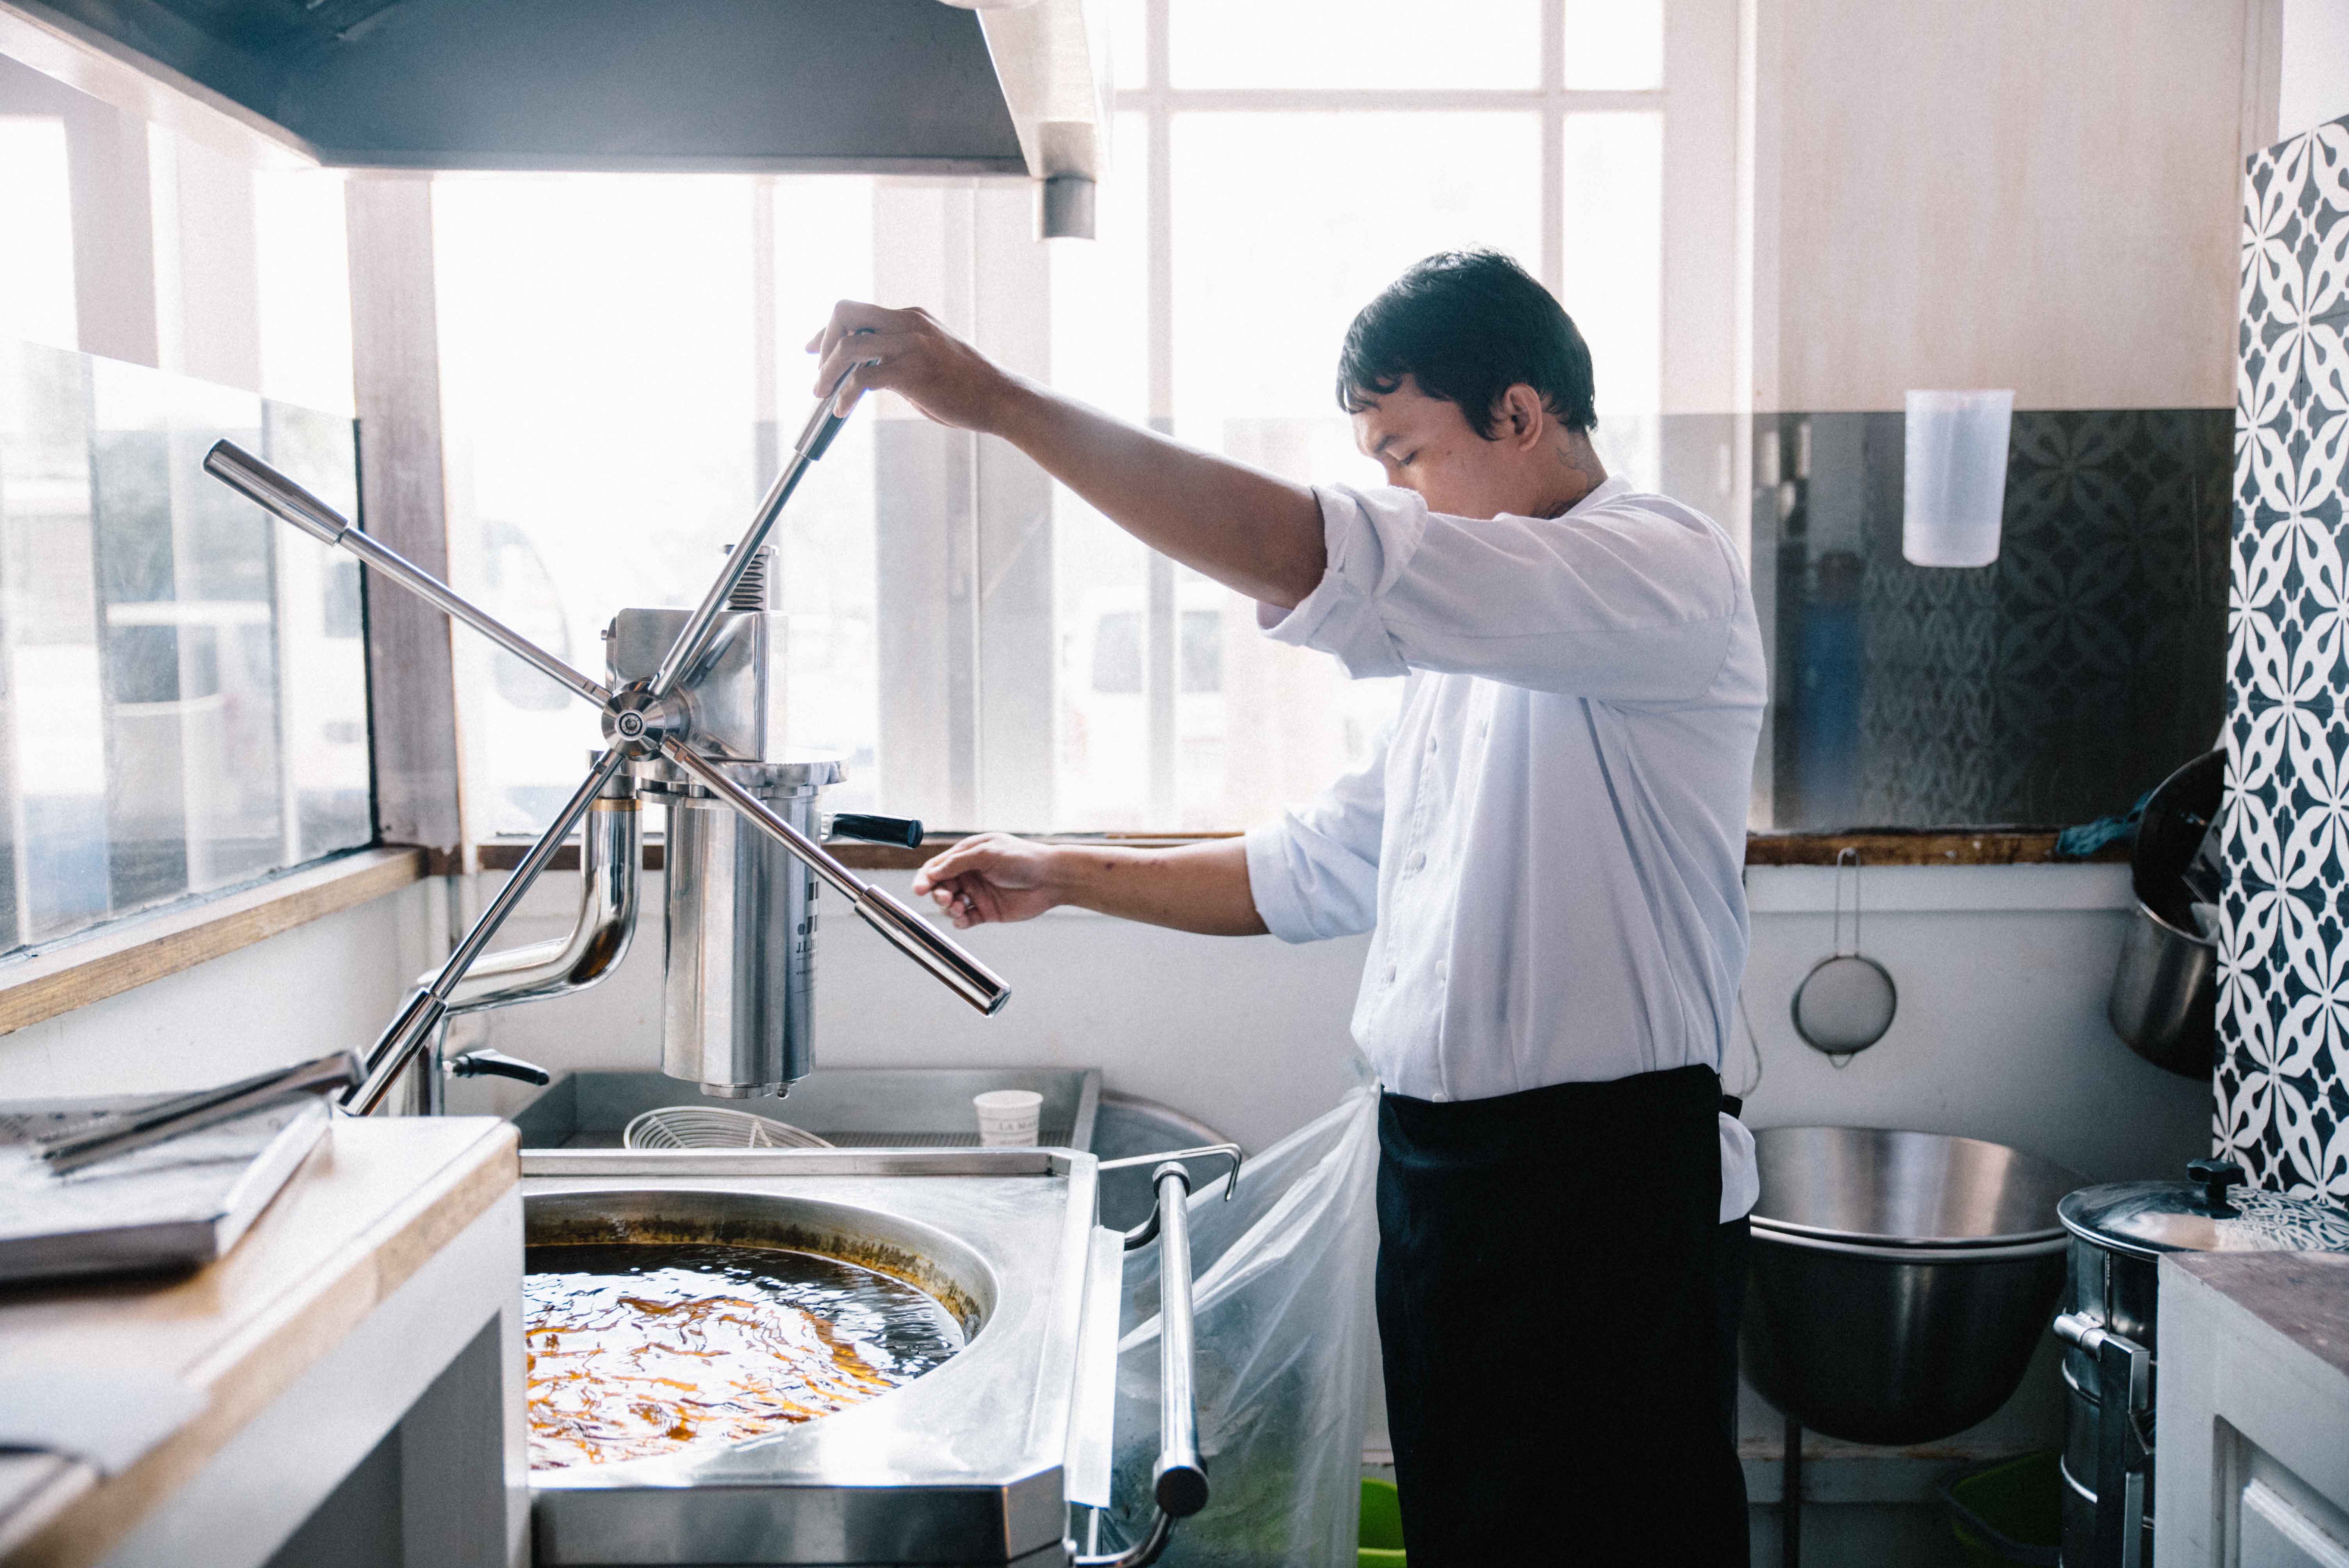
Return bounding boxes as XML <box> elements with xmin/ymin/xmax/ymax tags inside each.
<box><xmin>1106</xmin><ymin>1082</ymin><xmax>1380</xmax><ymax>1566</ymax></box>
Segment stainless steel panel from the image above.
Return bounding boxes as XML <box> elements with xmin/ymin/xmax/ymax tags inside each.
<box><xmin>608</xmin><ymin>606</ymin><xmax>787</xmax><ymax>763</ymax></box>
<box><xmin>1064</xmin><ymin>1226</ymin><xmax>1124</xmax><ymax>1510</ymax></box>
<box><xmin>523</xmin><ymin>1153</ymin><xmax>1100</xmax><ymax>1565</ymax></box>
<box><xmin>660</xmin><ymin>784</ymin><xmax>820</xmax><ymax>1098</ymax></box>
<box><xmin>506</xmin><ymin>1069</ymin><xmax>1101</xmax><ymax>1153</ymax></box>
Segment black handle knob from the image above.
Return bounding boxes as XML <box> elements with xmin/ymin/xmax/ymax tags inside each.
<box><xmin>2186</xmin><ymin>1156</ymin><xmax>2244</xmax><ymax>1212</ymax></box>
<box><xmin>448</xmin><ymin>1049</ymin><xmax>552</xmax><ymax>1086</ymax></box>
<box><xmin>830</xmin><ymin>814</ymin><xmax>925</xmax><ymax>850</ymax></box>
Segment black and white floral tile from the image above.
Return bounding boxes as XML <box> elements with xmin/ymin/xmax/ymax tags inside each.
<box><xmin>2219</xmin><ymin>113</ymin><xmax>2349</xmax><ymax>1203</ymax></box>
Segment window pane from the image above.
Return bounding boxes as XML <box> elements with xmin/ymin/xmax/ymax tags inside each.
<box><xmin>254</xmin><ymin>169</ymin><xmax>354</xmax><ymax>415</ymax></box>
<box><xmin>0</xmin><ymin>117</ymin><xmax>77</xmax><ymax>353</ymax></box>
<box><xmin>433</xmin><ymin>174</ymin><xmax>880</xmax><ymax>835</ymax></box>
<box><xmin>1562</xmin><ymin>111</ymin><xmax>1663</xmax><ymax>486</ymax></box>
<box><xmin>1165</xmin><ymin>112</ymin><xmax>1536</xmax><ymax>824</ymax></box>
<box><xmin>1171</xmin><ymin>111</ymin><xmax>1543</xmax><ymax>420</ymax></box>
<box><xmin>1563</xmin><ymin>0</ymin><xmax>1664</xmax><ymax>90</ymax></box>
<box><xmin>0</xmin><ymin>340</ymin><xmax>369</xmax><ymax>954</ymax></box>
<box><xmin>1106</xmin><ymin>0</ymin><xmax>1146</xmax><ymax>90</ymax></box>
<box><xmin>1171</xmin><ymin>0</ymin><xmax>1542</xmax><ymax>89</ymax></box>
<box><xmin>1052</xmin><ymin>115</ymin><xmax>1153</xmax><ymax>827</ymax></box>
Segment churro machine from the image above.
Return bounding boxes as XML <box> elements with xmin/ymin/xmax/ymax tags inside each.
<box><xmin>205</xmin><ymin>362</ymin><xmax>1008</xmax><ymax>1114</ymax></box>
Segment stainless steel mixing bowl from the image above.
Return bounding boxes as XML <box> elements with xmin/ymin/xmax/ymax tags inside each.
<box><xmin>1740</xmin><ymin>1126</ymin><xmax>2079</xmax><ymax>1445</ymax></box>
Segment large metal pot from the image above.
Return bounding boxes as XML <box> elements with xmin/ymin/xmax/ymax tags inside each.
<box><xmin>2053</xmin><ymin>1158</ymin><xmax>2349</xmax><ymax>1568</ymax></box>
<box><xmin>2106</xmin><ymin>750</ymin><xmax>2221</xmax><ymax>1078</ymax></box>
<box><xmin>1742</xmin><ymin>1127</ymin><xmax>2080</xmax><ymax>1445</ymax></box>
<box><xmin>517</xmin><ymin>1144</ymin><xmax>1215</xmax><ymax>1567</ymax></box>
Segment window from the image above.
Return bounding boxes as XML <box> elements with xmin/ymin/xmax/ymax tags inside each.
<box><xmin>433</xmin><ymin>2</ymin><xmax>1674</xmax><ymax>839</ymax></box>
<box><xmin>0</xmin><ymin>71</ymin><xmax>372</xmax><ymax>961</ymax></box>
<box><xmin>0</xmin><ymin>343</ymin><xmax>371</xmax><ymax>955</ymax></box>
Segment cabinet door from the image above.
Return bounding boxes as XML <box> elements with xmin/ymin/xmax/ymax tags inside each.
<box><xmin>2237</xmin><ymin>1475</ymin><xmax>2349</xmax><ymax>1568</ymax></box>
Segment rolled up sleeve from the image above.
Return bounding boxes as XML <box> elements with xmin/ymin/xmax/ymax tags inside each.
<box><xmin>1241</xmin><ymin>716</ymin><xmax>1391</xmax><ymax>943</ymax></box>
<box><xmin>1259</xmin><ymin>482</ymin><xmax>1742</xmax><ymax>703</ymax></box>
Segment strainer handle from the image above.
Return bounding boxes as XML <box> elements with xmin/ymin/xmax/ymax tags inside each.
<box><xmin>1074</xmin><ymin>1162</ymin><xmax>1218</xmax><ymax>1567</ymax></box>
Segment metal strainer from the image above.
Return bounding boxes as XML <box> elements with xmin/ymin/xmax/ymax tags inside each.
<box><xmin>1790</xmin><ymin>849</ymin><xmax>1898</xmax><ymax>1058</ymax></box>
<box><xmin>622</xmin><ymin>1107</ymin><xmax>834</xmax><ymax>1150</ymax></box>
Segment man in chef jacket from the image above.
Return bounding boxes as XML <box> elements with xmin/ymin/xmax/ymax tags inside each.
<box><xmin>812</xmin><ymin>248</ymin><xmax>1764</xmax><ymax>1565</ymax></box>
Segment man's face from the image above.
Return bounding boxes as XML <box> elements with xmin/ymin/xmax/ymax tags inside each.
<box><xmin>1349</xmin><ymin>374</ymin><xmax>1531</xmax><ymax>520</ymax></box>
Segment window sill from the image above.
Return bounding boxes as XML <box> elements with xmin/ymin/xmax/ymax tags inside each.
<box><xmin>0</xmin><ymin>848</ymin><xmax>428</xmax><ymax>1038</ymax></box>
<box><xmin>475</xmin><ymin>827</ymin><xmax>2114</xmax><ymax>874</ymax></box>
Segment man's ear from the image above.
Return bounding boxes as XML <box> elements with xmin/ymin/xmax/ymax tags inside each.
<box><xmin>1498</xmin><ymin>384</ymin><xmax>1547</xmax><ymax>448</ymax></box>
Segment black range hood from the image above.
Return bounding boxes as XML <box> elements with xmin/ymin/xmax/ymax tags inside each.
<box><xmin>7</xmin><ymin>0</ymin><xmax>1106</xmax><ymax>182</ymax></box>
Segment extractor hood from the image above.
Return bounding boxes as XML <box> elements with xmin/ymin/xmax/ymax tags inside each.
<box><xmin>1</xmin><ymin>0</ymin><xmax>1108</xmax><ymax>210</ymax></box>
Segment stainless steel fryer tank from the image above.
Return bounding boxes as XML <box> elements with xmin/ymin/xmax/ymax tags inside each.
<box><xmin>520</xmin><ymin>1146</ymin><xmax>1125</xmax><ymax>1567</ymax></box>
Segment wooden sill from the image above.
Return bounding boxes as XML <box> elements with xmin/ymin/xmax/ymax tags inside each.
<box><xmin>478</xmin><ymin>827</ymin><xmax>2116</xmax><ymax>875</ymax></box>
<box><xmin>0</xmin><ymin>847</ymin><xmax>428</xmax><ymax>1038</ymax></box>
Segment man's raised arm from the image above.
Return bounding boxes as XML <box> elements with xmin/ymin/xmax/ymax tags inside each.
<box><xmin>810</xmin><ymin>301</ymin><xmax>1327</xmax><ymax>611</ymax></box>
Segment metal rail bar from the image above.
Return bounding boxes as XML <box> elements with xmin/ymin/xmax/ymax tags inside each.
<box><xmin>346</xmin><ymin>748</ymin><xmax>630</xmax><ymax>1113</ymax></box>
<box><xmin>658</xmin><ymin>739</ymin><xmax>1010</xmax><ymax>1016</ymax></box>
<box><xmin>1073</xmin><ymin>1162</ymin><xmax>1213</xmax><ymax>1567</ymax></box>
<box><xmin>204</xmin><ymin>441</ymin><xmax>612</xmax><ymax>709</ymax></box>
<box><xmin>648</xmin><ymin>344</ymin><xmax>874</xmax><ymax>701</ymax></box>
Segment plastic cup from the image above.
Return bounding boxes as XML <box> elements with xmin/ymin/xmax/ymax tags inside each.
<box><xmin>1902</xmin><ymin>390</ymin><xmax>2013</xmax><ymax>568</ymax></box>
<box><xmin>974</xmin><ymin>1089</ymin><xmax>1043</xmax><ymax>1147</ymax></box>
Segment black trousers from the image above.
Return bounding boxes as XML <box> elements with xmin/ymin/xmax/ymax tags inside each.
<box><xmin>1376</xmin><ymin>1066</ymin><xmax>1750</xmax><ymax>1566</ymax></box>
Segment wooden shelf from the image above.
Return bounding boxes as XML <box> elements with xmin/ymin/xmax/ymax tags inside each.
<box><xmin>0</xmin><ymin>848</ymin><xmax>429</xmax><ymax>1039</ymax></box>
<box><xmin>476</xmin><ymin>827</ymin><xmax>2116</xmax><ymax>875</ymax></box>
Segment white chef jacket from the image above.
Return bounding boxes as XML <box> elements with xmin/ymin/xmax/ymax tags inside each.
<box><xmin>1242</xmin><ymin>476</ymin><xmax>1765</xmax><ymax>1221</ymax></box>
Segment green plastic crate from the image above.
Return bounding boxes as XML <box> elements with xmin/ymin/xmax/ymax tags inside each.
<box><xmin>1939</xmin><ymin>1451</ymin><xmax>2061</xmax><ymax>1567</ymax></box>
<box><xmin>1360</xmin><ymin>1477</ymin><xmax>1405</xmax><ymax>1567</ymax></box>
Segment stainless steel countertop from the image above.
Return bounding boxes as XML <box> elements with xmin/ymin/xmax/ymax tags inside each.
<box><xmin>520</xmin><ymin>1146</ymin><xmax>1113</xmax><ymax>1566</ymax></box>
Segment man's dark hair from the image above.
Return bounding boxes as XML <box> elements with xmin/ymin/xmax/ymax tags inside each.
<box><xmin>1336</xmin><ymin>249</ymin><xmax>1596</xmax><ymax>438</ymax></box>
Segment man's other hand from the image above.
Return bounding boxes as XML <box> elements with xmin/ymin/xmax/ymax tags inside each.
<box><xmin>808</xmin><ymin>301</ymin><xmax>1025</xmax><ymax>433</ymax></box>
<box><xmin>912</xmin><ymin>833</ymin><xmax>1065</xmax><ymax>929</ymax></box>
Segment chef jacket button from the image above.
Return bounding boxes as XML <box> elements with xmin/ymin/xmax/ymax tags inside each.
<box><xmin>1384</xmin><ymin>964</ymin><xmax>1397</xmax><ymax>985</ymax></box>
<box><xmin>1435</xmin><ymin>961</ymin><xmax>1447</xmax><ymax>984</ymax></box>
<box><xmin>1431</xmin><ymin>1089</ymin><xmax>1450</xmax><ymax>1103</ymax></box>
<box><xmin>1406</xmin><ymin>850</ymin><xmax>1426</xmax><ymax>873</ymax></box>
<box><xmin>1479</xmin><ymin>719</ymin><xmax>1490</xmax><ymax>739</ymax></box>
<box><xmin>1426</xmin><ymin>736</ymin><xmax>1438</xmax><ymax>754</ymax></box>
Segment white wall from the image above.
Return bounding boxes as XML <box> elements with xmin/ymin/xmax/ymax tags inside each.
<box><xmin>434</xmin><ymin>861</ymin><xmax>2209</xmax><ymax>1185</ymax></box>
<box><xmin>0</xmin><ymin>879</ymin><xmax>439</xmax><ymax>1099</ymax></box>
<box><xmin>1752</xmin><ymin>0</ymin><xmax>2253</xmax><ymax>413</ymax></box>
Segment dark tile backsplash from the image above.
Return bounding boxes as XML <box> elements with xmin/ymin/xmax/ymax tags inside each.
<box><xmin>1743</xmin><ymin>407</ymin><xmax>2230</xmax><ymax>831</ymax></box>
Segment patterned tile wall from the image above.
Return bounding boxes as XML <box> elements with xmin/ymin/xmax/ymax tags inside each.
<box><xmin>2219</xmin><ymin>115</ymin><xmax>2349</xmax><ymax>1202</ymax></box>
<box><xmin>1751</xmin><ymin>408</ymin><xmax>2230</xmax><ymax>831</ymax></box>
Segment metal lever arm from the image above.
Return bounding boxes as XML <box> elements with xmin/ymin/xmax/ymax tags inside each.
<box><xmin>1075</xmin><ymin>1163</ymin><xmax>1214</xmax><ymax>1568</ymax></box>
<box><xmin>659</xmin><ymin>740</ymin><xmax>1010</xmax><ymax>1015</ymax></box>
<box><xmin>204</xmin><ymin>441</ymin><xmax>612</xmax><ymax>709</ymax></box>
<box><xmin>649</xmin><ymin>342</ymin><xmax>878</xmax><ymax>701</ymax></box>
<box><xmin>36</xmin><ymin>1049</ymin><xmax>362</xmax><ymax>1172</ymax></box>
<box><xmin>347</xmin><ymin>748</ymin><xmax>632</xmax><ymax>1114</ymax></box>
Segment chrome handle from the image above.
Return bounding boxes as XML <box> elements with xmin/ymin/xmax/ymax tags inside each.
<box><xmin>1075</xmin><ymin>1160</ymin><xmax>1223</xmax><ymax>1568</ymax></box>
<box><xmin>660</xmin><ymin>739</ymin><xmax>1011</xmax><ymax>1016</ymax></box>
<box><xmin>1150</xmin><ymin>1164</ymin><xmax>1209</xmax><ymax>1520</ymax></box>
<box><xmin>2054</xmin><ymin>1311</ymin><xmax>2151</xmax><ymax>1568</ymax></box>
<box><xmin>649</xmin><ymin>341</ymin><xmax>877</xmax><ymax>702</ymax></box>
<box><xmin>852</xmin><ymin>888</ymin><xmax>1011</xmax><ymax>1016</ymax></box>
<box><xmin>205</xmin><ymin>440</ymin><xmax>612</xmax><ymax>709</ymax></box>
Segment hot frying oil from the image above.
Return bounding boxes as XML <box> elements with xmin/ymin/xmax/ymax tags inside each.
<box><xmin>524</xmin><ymin>1242</ymin><xmax>964</xmax><ymax>1469</ymax></box>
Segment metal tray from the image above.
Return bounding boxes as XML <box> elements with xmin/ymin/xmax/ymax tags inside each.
<box><xmin>508</xmin><ymin>1068</ymin><xmax>1100</xmax><ymax>1153</ymax></box>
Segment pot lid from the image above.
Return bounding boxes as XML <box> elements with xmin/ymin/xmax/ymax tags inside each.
<box><xmin>2057</xmin><ymin>1158</ymin><xmax>2349</xmax><ymax>1259</ymax></box>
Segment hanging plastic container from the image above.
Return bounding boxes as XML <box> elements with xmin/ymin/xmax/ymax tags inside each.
<box><xmin>1903</xmin><ymin>390</ymin><xmax>2014</xmax><ymax>567</ymax></box>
